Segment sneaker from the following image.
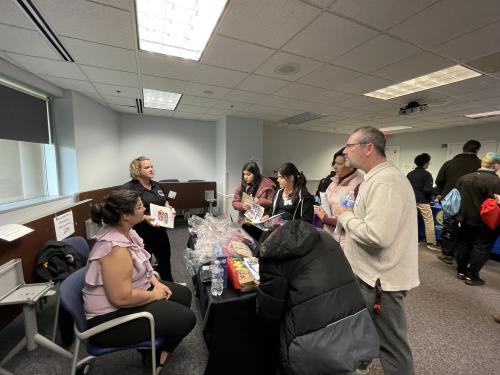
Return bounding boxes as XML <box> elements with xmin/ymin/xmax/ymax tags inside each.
<box><xmin>437</xmin><ymin>253</ymin><xmax>453</xmax><ymax>264</ymax></box>
<box><xmin>465</xmin><ymin>277</ymin><xmax>485</xmax><ymax>286</ymax></box>
<box><xmin>426</xmin><ymin>244</ymin><xmax>441</xmax><ymax>251</ymax></box>
<box><xmin>494</xmin><ymin>314</ymin><xmax>500</xmax><ymax>324</ymax></box>
<box><xmin>457</xmin><ymin>273</ymin><xmax>466</xmax><ymax>280</ymax></box>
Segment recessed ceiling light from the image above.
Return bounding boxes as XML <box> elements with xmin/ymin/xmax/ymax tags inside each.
<box><xmin>274</xmin><ymin>62</ymin><xmax>301</xmax><ymax>76</ymax></box>
<box><xmin>136</xmin><ymin>0</ymin><xmax>228</xmax><ymax>61</ymax></box>
<box><xmin>379</xmin><ymin>126</ymin><xmax>412</xmax><ymax>132</ymax></box>
<box><xmin>364</xmin><ymin>65</ymin><xmax>481</xmax><ymax>100</ymax></box>
<box><xmin>464</xmin><ymin>109</ymin><xmax>500</xmax><ymax>119</ymax></box>
<box><xmin>143</xmin><ymin>88</ymin><xmax>181</xmax><ymax>110</ymax></box>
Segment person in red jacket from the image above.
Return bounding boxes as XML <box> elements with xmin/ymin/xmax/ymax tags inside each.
<box><xmin>232</xmin><ymin>162</ymin><xmax>276</xmax><ymax>224</ymax></box>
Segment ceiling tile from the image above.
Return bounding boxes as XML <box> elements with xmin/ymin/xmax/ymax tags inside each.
<box><xmin>244</xmin><ymin>104</ymin><xmax>278</xmax><ymax>114</ymax></box>
<box><xmin>333</xmin><ymin>35</ymin><xmax>420</xmax><ymax>73</ymax></box>
<box><xmin>192</xmin><ymin>63</ymin><xmax>249</xmax><ymax>88</ymax></box>
<box><xmin>254</xmin><ymin>52</ymin><xmax>323</xmax><ymax>81</ymax></box>
<box><xmin>81</xmin><ymin>65</ymin><xmax>139</xmax><ymax>87</ymax></box>
<box><xmin>236</xmin><ymin>75</ymin><xmax>289</xmax><ymax>93</ymax></box>
<box><xmin>283</xmin><ymin>12</ymin><xmax>377</xmax><ymax>62</ymax></box>
<box><xmin>308</xmin><ymin>90</ymin><xmax>355</xmax><ymax>105</ymax></box>
<box><xmin>298</xmin><ymin>64</ymin><xmax>362</xmax><ymax>89</ymax></box>
<box><xmin>273</xmin><ymin>83</ymin><xmax>328</xmax><ymax>100</ymax></box>
<box><xmin>218</xmin><ymin>0</ymin><xmax>321</xmax><ymax>48</ymax></box>
<box><xmin>93</xmin><ymin>0</ymin><xmax>132</xmax><ymax>11</ymax></box>
<box><xmin>7</xmin><ymin>53</ymin><xmax>86</xmax><ymax>80</ymax></box>
<box><xmin>33</xmin><ymin>0</ymin><xmax>135</xmax><ymax>49</ymax></box>
<box><xmin>256</xmin><ymin>95</ymin><xmax>308</xmax><ymax>110</ymax></box>
<box><xmin>201</xmin><ymin>36</ymin><xmax>275</xmax><ymax>72</ymax></box>
<box><xmin>432</xmin><ymin>20</ymin><xmax>500</xmax><ymax>63</ymax></box>
<box><xmin>143</xmin><ymin>108</ymin><xmax>174</xmax><ymax>117</ymax></box>
<box><xmin>94</xmin><ymin>83</ymin><xmax>141</xmax><ymax>98</ymax></box>
<box><xmin>104</xmin><ymin>95</ymin><xmax>136</xmax><ymax>106</ymax></box>
<box><xmin>213</xmin><ymin>100</ymin><xmax>251</xmax><ymax>111</ymax></box>
<box><xmin>373</xmin><ymin>51</ymin><xmax>454</xmax><ymax>82</ymax></box>
<box><xmin>335</xmin><ymin>75</ymin><xmax>394</xmax><ymax>94</ymax></box>
<box><xmin>222</xmin><ymin>89</ymin><xmax>266</xmax><ymax>103</ymax></box>
<box><xmin>62</xmin><ymin>37</ymin><xmax>137</xmax><ymax>72</ymax></box>
<box><xmin>179</xmin><ymin>95</ymin><xmax>218</xmax><ymax>108</ymax></box>
<box><xmin>206</xmin><ymin>108</ymin><xmax>237</xmax><ymax>116</ymax></box>
<box><xmin>140</xmin><ymin>75</ymin><xmax>188</xmax><ymax>93</ymax></box>
<box><xmin>184</xmin><ymin>83</ymin><xmax>231</xmax><ymax>99</ymax></box>
<box><xmin>0</xmin><ymin>24</ymin><xmax>61</xmax><ymax>60</ymax></box>
<box><xmin>433</xmin><ymin>76</ymin><xmax>500</xmax><ymax>96</ymax></box>
<box><xmin>330</xmin><ymin>0</ymin><xmax>439</xmax><ymax>31</ymax></box>
<box><xmin>39</xmin><ymin>75</ymin><xmax>96</xmax><ymax>93</ymax></box>
<box><xmin>176</xmin><ymin>104</ymin><xmax>208</xmax><ymax>114</ymax></box>
<box><xmin>388</xmin><ymin>0</ymin><xmax>500</xmax><ymax>48</ymax></box>
<box><xmin>0</xmin><ymin>1</ymin><xmax>35</xmax><ymax>29</ymax></box>
<box><xmin>172</xmin><ymin>112</ymin><xmax>200</xmax><ymax>120</ymax></box>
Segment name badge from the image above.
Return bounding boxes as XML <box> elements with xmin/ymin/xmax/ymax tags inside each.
<box><xmin>158</xmin><ymin>189</ymin><xmax>165</xmax><ymax>197</ymax></box>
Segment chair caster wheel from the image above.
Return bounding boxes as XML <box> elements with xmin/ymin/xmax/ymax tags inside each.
<box><xmin>77</xmin><ymin>363</ymin><xmax>91</xmax><ymax>375</ymax></box>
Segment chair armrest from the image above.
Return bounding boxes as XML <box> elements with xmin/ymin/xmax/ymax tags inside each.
<box><xmin>76</xmin><ymin>312</ymin><xmax>155</xmax><ymax>341</ymax></box>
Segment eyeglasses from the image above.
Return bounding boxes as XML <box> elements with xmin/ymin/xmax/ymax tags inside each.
<box><xmin>345</xmin><ymin>142</ymin><xmax>369</xmax><ymax>149</ymax></box>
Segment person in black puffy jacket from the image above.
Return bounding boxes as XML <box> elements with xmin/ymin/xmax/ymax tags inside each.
<box><xmin>257</xmin><ymin>220</ymin><xmax>379</xmax><ymax>375</ymax></box>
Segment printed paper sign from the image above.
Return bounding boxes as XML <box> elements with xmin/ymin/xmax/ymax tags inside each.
<box><xmin>53</xmin><ymin>211</ymin><xmax>75</xmax><ymax>241</ymax></box>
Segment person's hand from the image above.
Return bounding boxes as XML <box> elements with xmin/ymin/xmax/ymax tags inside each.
<box><xmin>243</xmin><ymin>203</ymin><xmax>252</xmax><ymax>210</ymax></box>
<box><xmin>435</xmin><ymin>195</ymin><xmax>442</xmax><ymax>202</ymax></box>
<box><xmin>151</xmin><ymin>283</ymin><xmax>172</xmax><ymax>300</ymax></box>
<box><xmin>144</xmin><ymin>215</ymin><xmax>160</xmax><ymax>227</ymax></box>
<box><xmin>253</xmin><ymin>197</ymin><xmax>260</xmax><ymax>205</ymax></box>
<box><xmin>261</xmin><ymin>214</ymin><xmax>269</xmax><ymax>221</ymax></box>
<box><xmin>315</xmin><ymin>206</ymin><xmax>326</xmax><ymax>220</ymax></box>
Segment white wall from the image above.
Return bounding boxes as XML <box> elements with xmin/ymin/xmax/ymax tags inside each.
<box><xmin>72</xmin><ymin>92</ymin><xmax>121</xmax><ymax>191</ymax></box>
<box><xmin>263</xmin><ymin>126</ymin><xmax>346</xmax><ymax>180</ymax></box>
<box><xmin>387</xmin><ymin>122</ymin><xmax>500</xmax><ymax>178</ymax></box>
<box><xmin>119</xmin><ymin>114</ymin><xmax>216</xmax><ymax>183</ymax></box>
<box><xmin>215</xmin><ymin>118</ymin><xmax>227</xmax><ymax>212</ymax></box>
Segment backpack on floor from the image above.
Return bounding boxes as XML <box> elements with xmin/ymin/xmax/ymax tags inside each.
<box><xmin>34</xmin><ymin>240</ymin><xmax>86</xmax><ymax>282</ymax></box>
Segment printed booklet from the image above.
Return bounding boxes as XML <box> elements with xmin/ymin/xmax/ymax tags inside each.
<box><xmin>150</xmin><ymin>203</ymin><xmax>175</xmax><ymax>228</ymax></box>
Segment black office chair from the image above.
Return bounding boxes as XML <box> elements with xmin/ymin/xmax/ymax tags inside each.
<box><xmin>60</xmin><ymin>268</ymin><xmax>165</xmax><ymax>375</ymax></box>
<box><xmin>159</xmin><ymin>179</ymin><xmax>179</xmax><ymax>182</ymax></box>
<box><xmin>188</xmin><ymin>179</ymin><xmax>204</xmax><ymax>182</ymax></box>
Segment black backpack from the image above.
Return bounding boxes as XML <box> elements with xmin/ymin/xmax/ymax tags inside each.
<box><xmin>34</xmin><ymin>240</ymin><xmax>86</xmax><ymax>282</ymax></box>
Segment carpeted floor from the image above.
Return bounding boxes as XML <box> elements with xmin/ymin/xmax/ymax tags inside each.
<box><xmin>1</xmin><ymin>224</ymin><xmax>500</xmax><ymax>374</ymax></box>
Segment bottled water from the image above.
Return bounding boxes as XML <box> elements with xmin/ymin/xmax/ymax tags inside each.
<box><xmin>342</xmin><ymin>190</ymin><xmax>356</xmax><ymax>209</ymax></box>
<box><xmin>211</xmin><ymin>260</ymin><xmax>224</xmax><ymax>297</ymax></box>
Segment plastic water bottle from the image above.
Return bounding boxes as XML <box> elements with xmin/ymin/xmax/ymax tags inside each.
<box><xmin>342</xmin><ymin>190</ymin><xmax>356</xmax><ymax>209</ymax></box>
<box><xmin>211</xmin><ymin>260</ymin><xmax>224</xmax><ymax>297</ymax></box>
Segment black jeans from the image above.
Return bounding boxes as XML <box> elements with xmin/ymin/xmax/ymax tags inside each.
<box><xmin>87</xmin><ymin>281</ymin><xmax>195</xmax><ymax>352</ymax></box>
<box><xmin>455</xmin><ymin>224</ymin><xmax>496</xmax><ymax>279</ymax></box>
<box><xmin>441</xmin><ymin>216</ymin><xmax>459</xmax><ymax>256</ymax></box>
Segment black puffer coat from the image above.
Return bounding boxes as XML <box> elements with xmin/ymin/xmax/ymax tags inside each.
<box><xmin>257</xmin><ymin>221</ymin><xmax>379</xmax><ymax>375</ymax></box>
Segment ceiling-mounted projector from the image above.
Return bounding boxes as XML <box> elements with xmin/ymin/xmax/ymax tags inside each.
<box><xmin>399</xmin><ymin>101</ymin><xmax>429</xmax><ymax>115</ymax></box>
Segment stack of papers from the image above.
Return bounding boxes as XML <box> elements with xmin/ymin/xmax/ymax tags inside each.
<box><xmin>150</xmin><ymin>204</ymin><xmax>175</xmax><ymax>228</ymax></box>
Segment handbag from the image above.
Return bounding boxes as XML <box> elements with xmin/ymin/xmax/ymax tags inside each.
<box><xmin>480</xmin><ymin>198</ymin><xmax>500</xmax><ymax>230</ymax></box>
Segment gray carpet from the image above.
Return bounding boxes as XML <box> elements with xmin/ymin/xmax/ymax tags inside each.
<box><xmin>1</xmin><ymin>227</ymin><xmax>500</xmax><ymax>374</ymax></box>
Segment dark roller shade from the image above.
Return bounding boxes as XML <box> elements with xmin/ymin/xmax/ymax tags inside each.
<box><xmin>0</xmin><ymin>83</ymin><xmax>50</xmax><ymax>144</ymax></box>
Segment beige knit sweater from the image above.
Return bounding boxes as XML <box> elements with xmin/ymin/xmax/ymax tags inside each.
<box><xmin>338</xmin><ymin>161</ymin><xmax>420</xmax><ymax>292</ymax></box>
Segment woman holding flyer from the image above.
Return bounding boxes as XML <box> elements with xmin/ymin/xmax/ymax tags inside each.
<box><xmin>232</xmin><ymin>162</ymin><xmax>276</xmax><ymax>224</ymax></box>
<box><xmin>315</xmin><ymin>148</ymin><xmax>363</xmax><ymax>249</ymax></box>
<box><xmin>122</xmin><ymin>156</ymin><xmax>175</xmax><ymax>281</ymax></box>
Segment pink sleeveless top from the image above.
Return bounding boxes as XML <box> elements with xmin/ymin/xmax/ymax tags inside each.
<box><xmin>83</xmin><ymin>226</ymin><xmax>153</xmax><ymax>320</ymax></box>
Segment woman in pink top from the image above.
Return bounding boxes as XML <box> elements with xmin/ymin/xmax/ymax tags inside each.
<box><xmin>83</xmin><ymin>190</ymin><xmax>195</xmax><ymax>374</ymax></box>
<box><xmin>315</xmin><ymin>148</ymin><xmax>364</xmax><ymax>249</ymax></box>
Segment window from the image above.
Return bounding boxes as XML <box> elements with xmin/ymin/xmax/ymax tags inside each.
<box><xmin>0</xmin><ymin>77</ymin><xmax>59</xmax><ymax>209</ymax></box>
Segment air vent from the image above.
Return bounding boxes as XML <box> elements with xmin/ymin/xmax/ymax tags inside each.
<box><xmin>280</xmin><ymin>112</ymin><xmax>326</xmax><ymax>124</ymax></box>
<box><xmin>16</xmin><ymin>0</ymin><xmax>74</xmax><ymax>62</ymax></box>
<box><xmin>136</xmin><ymin>98</ymin><xmax>143</xmax><ymax>114</ymax></box>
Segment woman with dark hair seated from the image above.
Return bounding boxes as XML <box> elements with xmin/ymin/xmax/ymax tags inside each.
<box><xmin>269</xmin><ymin>162</ymin><xmax>314</xmax><ymax>223</ymax></box>
<box><xmin>232</xmin><ymin>161</ymin><xmax>276</xmax><ymax>224</ymax></box>
<box><xmin>83</xmin><ymin>190</ymin><xmax>196</xmax><ymax>374</ymax></box>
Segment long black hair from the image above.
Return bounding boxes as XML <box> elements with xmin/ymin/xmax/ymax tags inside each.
<box><xmin>277</xmin><ymin>162</ymin><xmax>308</xmax><ymax>203</ymax></box>
<box><xmin>240</xmin><ymin>162</ymin><xmax>263</xmax><ymax>197</ymax></box>
<box><xmin>91</xmin><ymin>190</ymin><xmax>140</xmax><ymax>225</ymax></box>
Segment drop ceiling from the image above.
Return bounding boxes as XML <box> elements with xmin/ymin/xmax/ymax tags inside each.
<box><xmin>1</xmin><ymin>0</ymin><xmax>500</xmax><ymax>134</ymax></box>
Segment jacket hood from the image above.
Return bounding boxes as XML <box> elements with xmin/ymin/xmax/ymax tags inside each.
<box><xmin>257</xmin><ymin>176</ymin><xmax>276</xmax><ymax>193</ymax></box>
<box><xmin>260</xmin><ymin>220</ymin><xmax>319</xmax><ymax>260</ymax></box>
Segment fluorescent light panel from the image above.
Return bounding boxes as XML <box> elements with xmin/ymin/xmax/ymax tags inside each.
<box><xmin>464</xmin><ymin>109</ymin><xmax>500</xmax><ymax>118</ymax></box>
<box><xmin>379</xmin><ymin>126</ymin><xmax>412</xmax><ymax>132</ymax></box>
<box><xmin>364</xmin><ymin>65</ymin><xmax>481</xmax><ymax>100</ymax></box>
<box><xmin>136</xmin><ymin>0</ymin><xmax>228</xmax><ymax>61</ymax></box>
<box><xmin>143</xmin><ymin>88</ymin><xmax>181</xmax><ymax>110</ymax></box>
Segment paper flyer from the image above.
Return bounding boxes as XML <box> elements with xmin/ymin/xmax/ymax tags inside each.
<box><xmin>150</xmin><ymin>204</ymin><xmax>175</xmax><ymax>228</ymax></box>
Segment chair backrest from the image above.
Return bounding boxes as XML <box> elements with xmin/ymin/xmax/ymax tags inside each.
<box><xmin>188</xmin><ymin>179</ymin><xmax>204</xmax><ymax>182</ymax></box>
<box><xmin>63</xmin><ymin>236</ymin><xmax>90</xmax><ymax>261</ymax></box>
<box><xmin>59</xmin><ymin>268</ymin><xmax>88</xmax><ymax>333</ymax></box>
<box><xmin>159</xmin><ymin>179</ymin><xmax>179</xmax><ymax>182</ymax></box>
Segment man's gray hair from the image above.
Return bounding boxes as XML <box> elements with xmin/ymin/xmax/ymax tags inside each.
<box><xmin>353</xmin><ymin>126</ymin><xmax>386</xmax><ymax>157</ymax></box>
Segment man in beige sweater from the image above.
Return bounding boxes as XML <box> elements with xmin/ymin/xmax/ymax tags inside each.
<box><xmin>338</xmin><ymin>126</ymin><xmax>419</xmax><ymax>375</ymax></box>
